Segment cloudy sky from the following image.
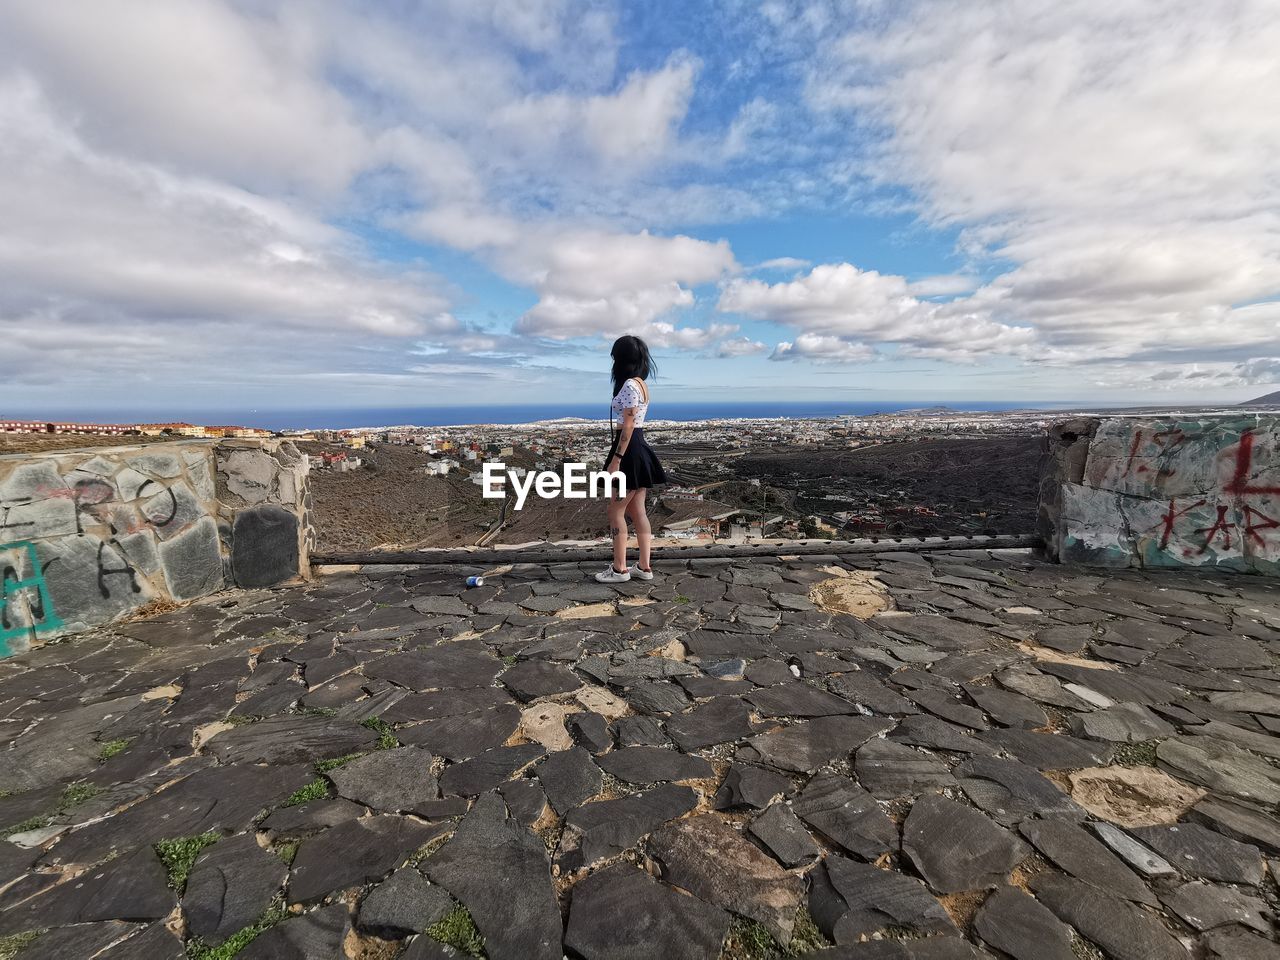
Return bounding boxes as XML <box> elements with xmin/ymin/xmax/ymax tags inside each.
<box><xmin>2</xmin><ymin>0</ymin><xmax>1278</xmax><ymax>416</ymax></box>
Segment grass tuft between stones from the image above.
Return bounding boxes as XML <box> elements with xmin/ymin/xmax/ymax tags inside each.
<box><xmin>295</xmin><ymin>705</ymin><xmax>337</xmax><ymax>718</ymax></box>
<box><xmin>59</xmin><ymin>782</ymin><xmax>102</xmax><ymax>808</ymax></box>
<box><xmin>0</xmin><ymin>930</ymin><xmax>42</xmax><ymax>960</ymax></box>
<box><xmin>98</xmin><ymin>738</ymin><xmax>131</xmax><ymax>761</ymax></box>
<box><xmin>186</xmin><ymin>902</ymin><xmax>288</xmax><ymax>960</ymax></box>
<box><xmin>425</xmin><ymin>904</ymin><xmax>485</xmax><ymax>956</ymax></box>
<box><xmin>6</xmin><ymin>815</ymin><xmax>51</xmax><ymax>835</ymax></box>
<box><xmin>361</xmin><ymin>715</ymin><xmax>400</xmax><ymax>750</ymax></box>
<box><xmin>283</xmin><ymin>778</ymin><xmax>330</xmax><ymax>807</ymax></box>
<box><xmin>719</xmin><ymin>909</ymin><xmax>830</xmax><ymax>960</ymax></box>
<box><xmin>3</xmin><ymin>781</ymin><xmax>105</xmax><ymax>835</ymax></box>
<box><xmin>154</xmin><ymin>831</ymin><xmax>220</xmax><ymax>890</ymax></box>
<box><xmin>273</xmin><ymin>839</ymin><xmax>300</xmax><ymax>865</ymax></box>
<box><xmin>314</xmin><ymin>752</ymin><xmax>364</xmax><ymax>774</ymax></box>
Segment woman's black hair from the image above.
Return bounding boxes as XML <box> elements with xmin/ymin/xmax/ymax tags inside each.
<box><xmin>610</xmin><ymin>335</ymin><xmax>656</xmax><ymax>397</ymax></box>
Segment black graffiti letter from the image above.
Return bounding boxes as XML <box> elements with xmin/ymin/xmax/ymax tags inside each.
<box><xmin>97</xmin><ymin>542</ymin><xmax>141</xmax><ymax>598</ymax></box>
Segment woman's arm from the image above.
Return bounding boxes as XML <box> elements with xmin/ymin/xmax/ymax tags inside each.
<box><xmin>609</xmin><ymin>405</ymin><xmax>637</xmax><ymax>470</ymax></box>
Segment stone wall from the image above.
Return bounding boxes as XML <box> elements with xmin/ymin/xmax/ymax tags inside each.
<box><xmin>0</xmin><ymin>439</ymin><xmax>312</xmax><ymax>655</ymax></box>
<box><xmin>1041</xmin><ymin>415</ymin><xmax>1279</xmax><ymax>573</ymax></box>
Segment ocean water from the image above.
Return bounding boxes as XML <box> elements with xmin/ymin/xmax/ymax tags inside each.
<box><xmin>17</xmin><ymin>400</ymin><xmax>1084</xmax><ymax>431</ymax></box>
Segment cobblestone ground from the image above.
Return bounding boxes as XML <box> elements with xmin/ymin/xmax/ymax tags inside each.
<box><xmin>1</xmin><ymin>550</ymin><xmax>1279</xmax><ymax>960</ymax></box>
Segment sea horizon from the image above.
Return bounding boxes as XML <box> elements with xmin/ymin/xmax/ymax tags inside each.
<box><xmin>0</xmin><ymin>399</ymin><xmax>1115</xmax><ymax>432</ymax></box>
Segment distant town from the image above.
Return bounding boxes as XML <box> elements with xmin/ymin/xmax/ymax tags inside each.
<box><xmin>5</xmin><ymin>401</ymin><xmax>1271</xmax><ymax>553</ymax></box>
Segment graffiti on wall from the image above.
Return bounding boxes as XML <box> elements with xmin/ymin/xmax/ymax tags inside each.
<box><xmin>1063</xmin><ymin>417</ymin><xmax>1280</xmax><ymax>573</ymax></box>
<box><xmin>0</xmin><ymin>446</ymin><xmax>225</xmax><ymax>653</ymax></box>
<box><xmin>0</xmin><ymin>540</ymin><xmax>63</xmax><ymax>656</ymax></box>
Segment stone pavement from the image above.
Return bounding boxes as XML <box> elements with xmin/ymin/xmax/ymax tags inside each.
<box><xmin>1</xmin><ymin>549</ymin><xmax>1278</xmax><ymax>959</ymax></box>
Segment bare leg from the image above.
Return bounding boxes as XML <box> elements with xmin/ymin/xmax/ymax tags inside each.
<box><xmin>626</xmin><ymin>488</ymin><xmax>651</xmax><ymax>570</ymax></box>
<box><xmin>607</xmin><ymin>492</ymin><xmax>632</xmax><ymax>571</ymax></box>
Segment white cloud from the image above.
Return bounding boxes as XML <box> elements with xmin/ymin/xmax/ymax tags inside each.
<box><xmin>717</xmin><ymin>337</ymin><xmax>767</xmax><ymax>357</ymax></box>
<box><xmin>0</xmin><ymin>1</ymin><xmax>369</xmax><ymax>194</ymax></box>
<box><xmin>806</xmin><ymin>0</ymin><xmax>1280</xmax><ymax>371</ymax></box>
<box><xmin>750</xmin><ymin>257</ymin><xmax>811</xmax><ymax>274</ymax></box>
<box><xmin>0</xmin><ymin>76</ymin><xmax>451</xmax><ymax>337</ymax></box>
<box><xmin>719</xmin><ymin>262</ymin><xmax>1037</xmax><ymax>361</ymax></box>
<box><xmin>907</xmin><ymin>274</ymin><xmax>977</xmax><ymax>297</ymax></box>
<box><xmin>644</xmin><ymin>322</ymin><xmax>738</xmax><ymax>350</ymax></box>
<box><xmin>512</xmin><ymin>229</ymin><xmax>737</xmax><ymax>339</ymax></box>
<box><xmin>770</xmin><ymin>334</ymin><xmax>876</xmax><ymax>363</ymax></box>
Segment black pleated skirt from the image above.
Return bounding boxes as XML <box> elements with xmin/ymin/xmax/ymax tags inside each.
<box><xmin>607</xmin><ymin>428</ymin><xmax>666</xmax><ymax>489</ymax></box>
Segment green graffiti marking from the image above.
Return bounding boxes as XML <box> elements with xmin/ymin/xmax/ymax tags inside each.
<box><xmin>0</xmin><ymin>540</ymin><xmax>63</xmax><ymax>656</ymax></box>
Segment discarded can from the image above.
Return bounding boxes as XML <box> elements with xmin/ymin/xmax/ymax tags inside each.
<box><xmin>466</xmin><ymin>576</ymin><xmax>485</xmax><ymax>588</ymax></box>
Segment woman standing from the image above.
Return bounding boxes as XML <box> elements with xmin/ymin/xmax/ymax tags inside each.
<box><xmin>595</xmin><ymin>335</ymin><xmax>666</xmax><ymax>582</ymax></box>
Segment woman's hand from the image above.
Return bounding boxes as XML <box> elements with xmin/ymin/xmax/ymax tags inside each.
<box><xmin>607</xmin><ymin>455</ymin><xmax>622</xmax><ymax>472</ymax></box>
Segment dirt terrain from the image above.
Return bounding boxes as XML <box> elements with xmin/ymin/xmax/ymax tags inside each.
<box><xmin>301</xmin><ymin>442</ymin><xmax>499</xmax><ymax>553</ymax></box>
<box><xmin>736</xmin><ymin>435</ymin><xmax>1041</xmax><ymax>535</ymax></box>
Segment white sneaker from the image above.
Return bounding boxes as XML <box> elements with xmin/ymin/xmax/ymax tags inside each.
<box><xmin>630</xmin><ymin>567</ymin><xmax>654</xmax><ymax>581</ymax></box>
<box><xmin>594</xmin><ymin>566</ymin><xmax>631</xmax><ymax>583</ymax></box>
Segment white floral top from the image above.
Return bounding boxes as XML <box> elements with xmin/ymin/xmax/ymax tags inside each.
<box><xmin>611</xmin><ymin>378</ymin><xmax>649</xmax><ymax>426</ymax></box>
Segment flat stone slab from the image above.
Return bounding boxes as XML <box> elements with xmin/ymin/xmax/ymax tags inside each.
<box><xmin>327</xmin><ymin>746</ymin><xmax>439</xmax><ymax>813</ymax></box>
<box><xmin>1131</xmin><ymin>822</ymin><xmax>1265</xmax><ymax>885</ymax></box>
<box><xmin>366</xmin><ymin>647</ymin><xmax>503</xmax><ymax>691</ymax></box>
<box><xmin>902</xmin><ymin>794</ymin><xmax>1030</xmax><ymax>893</ymax></box>
<box><xmin>741</xmin><ymin>716</ymin><xmax>895</xmax><ymax>773</ymax></box>
<box><xmin>502</xmin><ymin>660</ymin><xmax>582</xmax><ymax>701</ymax></box>
<box><xmin>566</xmin><ymin>712</ymin><xmax>611</xmax><ymax>753</ymax></box>
<box><xmin>45</xmin><ymin>763</ymin><xmax>312</xmax><ymax>865</ymax></box>
<box><xmin>665</xmin><ymin>697</ymin><xmax>755</xmax><ymax>750</ymax></box>
<box><xmin>1088</xmin><ymin>822</ymin><xmax>1179</xmax><ymax>878</ymax></box>
<box><xmin>973</xmin><ymin>885</ymin><xmax>1075</xmax><ymax>960</ymax></box>
<box><xmin>650</xmin><ymin>814</ymin><xmax>805</xmax><ymax>946</ymax></box>
<box><xmin>564</xmin><ymin>862</ymin><xmax>730</xmax><ymax>960</ymax></box>
<box><xmin>749</xmin><ymin>803</ymin><xmax>820</xmax><ymax>867</ymax></box>
<box><xmin>358</xmin><ymin>867</ymin><xmax>453</xmax><ymax>936</ymax></box>
<box><xmin>536</xmin><ymin>746</ymin><xmax>603</xmax><ymax>816</ymax></box>
<box><xmin>713</xmin><ymin>764</ymin><xmax>792</xmax><ymax>810</ymax></box>
<box><xmin>961</xmin><ymin>683</ymin><xmax>1047</xmax><ymax>729</ymax></box>
<box><xmin>1019</xmin><ymin>819</ymin><xmax>1155</xmax><ymax>905</ymax></box>
<box><xmin>260</xmin><ymin>797</ymin><xmax>366</xmax><ymax>835</ymax></box>
<box><xmin>561</xmin><ymin>783</ymin><xmax>699</xmax><ymax>867</ymax></box>
<box><xmin>396</xmin><ymin>705</ymin><xmax>521</xmax><ymax>760</ymax></box>
<box><xmin>0</xmin><ymin>847</ymin><xmax>174</xmax><ymax>934</ymax></box>
<box><xmin>809</xmin><ymin>855</ymin><xmax>954</xmax><ymax>944</ymax></box>
<box><xmin>981</xmin><ymin>729</ymin><xmax>1113</xmax><ymax>769</ymax></box>
<box><xmin>827</xmin><ymin>671</ymin><xmax>919</xmax><ymax>714</ymax></box>
<box><xmin>439</xmin><ymin>743</ymin><xmax>545</xmax><ymax>796</ymax></box>
<box><xmin>1160</xmin><ymin>880</ymin><xmax>1271</xmax><ymax>934</ymax></box>
<box><xmin>289</xmin><ymin>815</ymin><xmax>441</xmax><ymax>903</ymax></box>
<box><xmin>1189</xmin><ymin>796</ymin><xmax>1280</xmax><ymax>855</ymax></box>
<box><xmin>1069</xmin><ymin>701</ymin><xmax>1175</xmax><ymax>742</ymax></box>
<box><xmin>1031</xmin><ymin>871</ymin><xmax>1191</xmax><ymax>960</ymax></box>
<box><xmin>855</xmin><ymin>738</ymin><xmax>954</xmax><ymax>799</ymax></box>
<box><xmin>184</xmin><ymin>834</ymin><xmax>288</xmax><ymax>945</ymax></box>
<box><xmin>955</xmin><ymin>757</ymin><xmax>1085</xmax><ymax>825</ymax></box>
<box><xmin>239</xmin><ymin>902</ymin><xmax>351</xmax><ymax>960</ymax></box>
<box><xmin>745</xmin><ymin>683</ymin><xmax>858</xmax><ymax>717</ymax></box>
<box><xmin>597</xmin><ymin>746</ymin><xmax>713</xmax><ymax>784</ymax></box>
<box><xmin>424</xmin><ymin>793</ymin><xmax>562</xmax><ymax>960</ymax></box>
<box><xmin>204</xmin><ymin>716</ymin><xmax>378</xmax><ymax>764</ymax></box>
<box><xmin>890</xmin><ymin>715</ymin><xmax>999</xmax><ymax>755</ymax></box>
<box><xmin>1157</xmin><ymin>736</ymin><xmax>1280</xmax><ymax>806</ymax></box>
<box><xmin>791</xmin><ymin>773</ymin><xmax>897</xmax><ymax>861</ymax></box>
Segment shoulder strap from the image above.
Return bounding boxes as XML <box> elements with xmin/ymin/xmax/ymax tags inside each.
<box><xmin>630</xmin><ymin>378</ymin><xmax>650</xmax><ymax>404</ymax></box>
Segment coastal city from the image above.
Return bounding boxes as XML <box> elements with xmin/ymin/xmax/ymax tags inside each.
<box><xmin>4</xmin><ymin>400</ymin><xmax>1273</xmax><ymax>555</ymax></box>
<box><xmin>1</xmin><ymin>408</ymin><xmax>1055</xmax><ymax>553</ymax></box>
